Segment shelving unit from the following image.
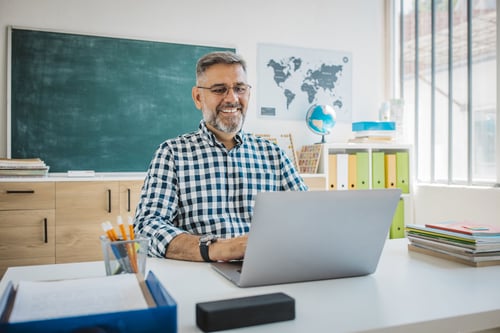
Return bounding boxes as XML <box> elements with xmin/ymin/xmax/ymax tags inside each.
<box><xmin>300</xmin><ymin>143</ymin><xmax>413</xmax><ymax>235</ymax></box>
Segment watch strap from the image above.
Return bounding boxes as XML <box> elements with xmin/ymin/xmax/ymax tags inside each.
<box><xmin>199</xmin><ymin>235</ymin><xmax>216</xmax><ymax>262</ymax></box>
<box><xmin>200</xmin><ymin>242</ymin><xmax>212</xmax><ymax>262</ymax></box>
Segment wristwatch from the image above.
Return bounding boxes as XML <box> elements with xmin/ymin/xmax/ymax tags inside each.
<box><xmin>199</xmin><ymin>234</ymin><xmax>218</xmax><ymax>262</ymax></box>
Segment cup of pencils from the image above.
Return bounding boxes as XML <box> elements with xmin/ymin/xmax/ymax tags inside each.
<box><xmin>100</xmin><ymin>216</ymin><xmax>149</xmax><ymax>276</ymax></box>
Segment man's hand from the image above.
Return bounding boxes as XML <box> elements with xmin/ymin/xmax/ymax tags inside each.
<box><xmin>210</xmin><ymin>235</ymin><xmax>248</xmax><ymax>262</ymax></box>
<box><xmin>165</xmin><ymin>233</ymin><xmax>248</xmax><ymax>262</ymax></box>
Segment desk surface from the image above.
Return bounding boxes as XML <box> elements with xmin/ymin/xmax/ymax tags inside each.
<box><xmin>1</xmin><ymin>239</ymin><xmax>500</xmax><ymax>333</ymax></box>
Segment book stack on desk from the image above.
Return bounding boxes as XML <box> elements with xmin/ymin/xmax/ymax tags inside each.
<box><xmin>406</xmin><ymin>222</ymin><xmax>500</xmax><ymax>267</ymax></box>
<box><xmin>0</xmin><ymin>158</ymin><xmax>49</xmax><ymax>177</ymax></box>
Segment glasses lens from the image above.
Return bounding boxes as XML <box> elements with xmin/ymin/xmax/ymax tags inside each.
<box><xmin>210</xmin><ymin>86</ymin><xmax>229</xmax><ymax>95</ymax></box>
<box><xmin>233</xmin><ymin>85</ymin><xmax>248</xmax><ymax>95</ymax></box>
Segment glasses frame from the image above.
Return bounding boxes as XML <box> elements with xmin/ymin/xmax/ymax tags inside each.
<box><xmin>197</xmin><ymin>83</ymin><xmax>252</xmax><ymax>97</ymax></box>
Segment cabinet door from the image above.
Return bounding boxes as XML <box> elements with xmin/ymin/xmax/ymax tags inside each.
<box><xmin>56</xmin><ymin>181</ymin><xmax>119</xmax><ymax>263</ymax></box>
<box><xmin>119</xmin><ymin>180</ymin><xmax>144</xmax><ymax>217</ymax></box>
<box><xmin>0</xmin><ymin>210</ymin><xmax>55</xmax><ymax>275</ymax></box>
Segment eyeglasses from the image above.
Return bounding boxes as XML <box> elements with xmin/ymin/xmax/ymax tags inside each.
<box><xmin>197</xmin><ymin>84</ymin><xmax>251</xmax><ymax>96</ymax></box>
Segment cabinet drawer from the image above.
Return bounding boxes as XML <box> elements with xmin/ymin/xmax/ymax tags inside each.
<box><xmin>0</xmin><ymin>182</ymin><xmax>55</xmax><ymax>210</ymax></box>
<box><xmin>0</xmin><ymin>210</ymin><xmax>55</xmax><ymax>260</ymax></box>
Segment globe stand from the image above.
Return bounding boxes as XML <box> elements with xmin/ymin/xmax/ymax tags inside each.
<box><xmin>319</xmin><ymin>134</ymin><xmax>326</xmax><ymax>144</ymax></box>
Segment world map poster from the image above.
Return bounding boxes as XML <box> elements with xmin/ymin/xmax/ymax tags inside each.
<box><xmin>257</xmin><ymin>43</ymin><xmax>352</xmax><ymax>122</ymax></box>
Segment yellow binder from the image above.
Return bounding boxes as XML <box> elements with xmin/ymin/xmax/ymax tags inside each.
<box><xmin>390</xmin><ymin>199</ymin><xmax>405</xmax><ymax>239</ymax></box>
<box><xmin>396</xmin><ymin>151</ymin><xmax>410</xmax><ymax>194</ymax></box>
<box><xmin>372</xmin><ymin>151</ymin><xmax>385</xmax><ymax>189</ymax></box>
<box><xmin>385</xmin><ymin>153</ymin><xmax>396</xmax><ymax>188</ymax></box>
<box><xmin>328</xmin><ymin>154</ymin><xmax>337</xmax><ymax>190</ymax></box>
<box><xmin>356</xmin><ymin>152</ymin><xmax>369</xmax><ymax>189</ymax></box>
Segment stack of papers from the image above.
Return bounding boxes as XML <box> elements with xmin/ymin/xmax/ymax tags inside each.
<box><xmin>8</xmin><ymin>274</ymin><xmax>151</xmax><ymax>323</ymax></box>
<box><xmin>0</xmin><ymin>158</ymin><xmax>49</xmax><ymax>177</ymax></box>
<box><xmin>350</xmin><ymin>121</ymin><xmax>396</xmax><ymax>143</ymax></box>
<box><xmin>406</xmin><ymin>222</ymin><xmax>500</xmax><ymax>267</ymax></box>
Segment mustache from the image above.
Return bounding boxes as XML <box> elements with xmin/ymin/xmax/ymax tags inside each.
<box><xmin>218</xmin><ymin>102</ymin><xmax>242</xmax><ymax>110</ymax></box>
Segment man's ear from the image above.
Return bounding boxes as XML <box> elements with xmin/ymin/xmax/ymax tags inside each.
<box><xmin>192</xmin><ymin>86</ymin><xmax>202</xmax><ymax>110</ymax></box>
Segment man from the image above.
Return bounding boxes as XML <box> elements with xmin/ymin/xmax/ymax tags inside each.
<box><xmin>134</xmin><ymin>51</ymin><xmax>307</xmax><ymax>262</ymax></box>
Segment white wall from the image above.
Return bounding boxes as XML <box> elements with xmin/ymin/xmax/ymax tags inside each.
<box><xmin>0</xmin><ymin>0</ymin><xmax>387</xmax><ymax>157</ymax></box>
<box><xmin>414</xmin><ymin>185</ymin><xmax>500</xmax><ymax>226</ymax></box>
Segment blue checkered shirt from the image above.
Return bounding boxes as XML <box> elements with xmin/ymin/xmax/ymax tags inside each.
<box><xmin>134</xmin><ymin>121</ymin><xmax>307</xmax><ymax>258</ymax></box>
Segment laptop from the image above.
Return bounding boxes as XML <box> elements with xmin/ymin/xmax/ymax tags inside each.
<box><xmin>211</xmin><ymin>189</ymin><xmax>402</xmax><ymax>287</ymax></box>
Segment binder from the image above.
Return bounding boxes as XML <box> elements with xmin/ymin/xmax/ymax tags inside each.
<box><xmin>372</xmin><ymin>151</ymin><xmax>385</xmax><ymax>189</ymax></box>
<box><xmin>328</xmin><ymin>154</ymin><xmax>338</xmax><ymax>190</ymax></box>
<box><xmin>336</xmin><ymin>154</ymin><xmax>349</xmax><ymax>190</ymax></box>
<box><xmin>356</xmin><ymin>152</ymin><xmax>369</xmax><ymax>189</ymax></box>
<box><xmin>384</xmin><ymin>153</ymin><xmax>397</xmax><ymax>188</ymax></box>
<box><xmin>347</xmin><ymin>154</ymin><xmax>357</xmax><ymax>190</ymax></box>
<box><xmin>390</xmin><ymin>199</ymin><xmax>405</xmax><ymax>239</ymax></box>
<box><xmin>396</xmin><ymin>151</ymin><xmax>410</xmax><ymax>194</ymax></box>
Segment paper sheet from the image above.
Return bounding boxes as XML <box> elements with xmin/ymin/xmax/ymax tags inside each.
<box><xmin>9</xmin><ymin>274</ymin><xmax>148</xmax><ymax>323</ymax></box>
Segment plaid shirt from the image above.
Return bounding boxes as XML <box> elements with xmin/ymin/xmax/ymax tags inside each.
<box><xmin>134</xmin><ymin>121</ymin><xmax>307</xmax><ymax>258</ymax></box>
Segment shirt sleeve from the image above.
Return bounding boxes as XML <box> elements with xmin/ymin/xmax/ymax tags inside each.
<box><xmin>133</xmin><ymin>144</ymin><xmax>187</xmax><ymax>258</ymax></box>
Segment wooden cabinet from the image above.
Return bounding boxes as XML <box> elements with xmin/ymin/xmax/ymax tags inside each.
<box><xmin>0</xmin><ymin>178</ymin><xmax>144</xmax><ymax>274</ymax></box>
<box><xmin>55</xmin><ymin>180</ymin><xmax>143</xmax><ymax>263</ymax></box>
<box><xmin>0</xmin><ymin>182</ymin><xmax>56</xmax><ymax>276</ymax></box>
<box><xmin>119</xmin><ymin>181</ymin><xmax>143</xmax><ymax>216</ymax></box>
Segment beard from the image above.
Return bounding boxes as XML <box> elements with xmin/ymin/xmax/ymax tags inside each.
<box><xmin>204</xmin><ymin>103</ymin><xmax>246</xmax><ymax>134</ymax></box>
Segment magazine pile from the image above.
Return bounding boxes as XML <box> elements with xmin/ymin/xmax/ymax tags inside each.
<box><xmin>0</xmin><ymin>158</ymin><xmax>49</xmax><ymax>177</ymax></box>
<box><xmin>406</xmin><ymin>221</ymin><xmax>500</xmax><ymax>267</ymax></box>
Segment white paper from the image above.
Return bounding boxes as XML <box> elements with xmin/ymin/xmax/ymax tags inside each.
<box><xmin>9</xmin><ymin>274</ymin><xmax>148</xmax><ymax>323</ymax></box>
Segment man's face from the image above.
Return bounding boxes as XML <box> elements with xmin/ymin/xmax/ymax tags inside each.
<box><xmin>192</xmin><ymin>63</ymin><xmax>250</xmax><ymax>135</ymax></box>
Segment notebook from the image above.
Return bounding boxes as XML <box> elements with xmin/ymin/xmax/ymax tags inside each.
<box><xmin>211</xmin><ymin>189</ymin><xmax>402</xmax><ymax>287</ymax></box>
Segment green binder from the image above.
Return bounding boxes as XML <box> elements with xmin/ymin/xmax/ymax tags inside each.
<box><xmin>396</xmin><ymin>151</ymin><xmax>410</xmax><ymax>194</ymax></box>
<box><xmin>356</xmin><ymin>152</ymin><xmax>369</xmax><ymax>189</ymax></box>
<box><xmin>371</xmin><ymin>152</ymin><xmax>385</xmax><ymax>189</ymax></box>
<box><xmin>390</xmin><ymin>199</ymin><xmax>405</xmax><ymax>239</ymax></box>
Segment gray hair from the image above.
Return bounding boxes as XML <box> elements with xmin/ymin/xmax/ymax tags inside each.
<box><xmin>196</xmin><ymin>51</ymin><xmax>247</xmax><ymax>79</ymax></box>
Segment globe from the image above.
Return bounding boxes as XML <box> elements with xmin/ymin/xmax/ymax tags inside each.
<box><xmin>305</xmin><ymin>104</ymin><xmax>337</xmax><ymax>143</ymax></box>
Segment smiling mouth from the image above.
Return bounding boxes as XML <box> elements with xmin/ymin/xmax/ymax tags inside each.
<box><xmin>219</xmin><ymin>107</ymin><xmax>240</xmax><ymax>114</ymax></box>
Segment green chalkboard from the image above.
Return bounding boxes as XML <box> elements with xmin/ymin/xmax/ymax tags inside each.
<box><xmin>9</xmin><ymin>27</ymin><xmax>234</xmax><ymax>172</ymax></box>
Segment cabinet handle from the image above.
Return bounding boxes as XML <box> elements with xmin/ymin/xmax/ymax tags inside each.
<box><xmin>107</xmin><ymin>189</ymin><xmax>112</xmax><ymax>213</ymax></box>
<box><xmin>6</xmin><ymin>190</ymin><xmax>35</xmax><ymax>194</ymax></box>
<box><xmin>127</xmin><ymin>188</ymin><xmax>131</xmax><ymax>212</ymax></box>
<box><xmin>43</xmin><ymin>218</ymin><xmax>48</xmax><ymax>243</ymax></box>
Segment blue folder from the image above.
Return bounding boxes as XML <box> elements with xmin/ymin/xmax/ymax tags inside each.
<box><xmin>0</xmin><ymin>271</ymin><xmax>177</xmax><ymax>333</ymax></box>
<box><xmin>352</xmin><ymin>121</ymin><xmax>395</xmax><ymax>131</ymax></box>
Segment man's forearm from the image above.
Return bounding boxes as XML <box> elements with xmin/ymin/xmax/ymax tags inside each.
<box><xmin>165</xmin><ymin>234</ymin><xmax>247</xmax><ymax>262</ymax></box>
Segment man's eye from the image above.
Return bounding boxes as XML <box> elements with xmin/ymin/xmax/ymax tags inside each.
<box><xmin>211</xmin><ymin>87</ymin><xmax>228</xmax><ymax>95</ymax></box>
<box><xmin>234</xmin><ymin>86</ymin><xmax>247</xmax><ymax>94</ymax></box>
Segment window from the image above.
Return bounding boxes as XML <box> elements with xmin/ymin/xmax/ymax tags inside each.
<box><xmin>393</xmin><ymin>0</ymin><xmax>497</xmax><ymax>185</ymax></box>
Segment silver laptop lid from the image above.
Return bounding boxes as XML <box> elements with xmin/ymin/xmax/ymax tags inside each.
<box><xmin>235</xmin><ymin>189</ymin><xmax>401</xmax><ymax>287</ymax></box>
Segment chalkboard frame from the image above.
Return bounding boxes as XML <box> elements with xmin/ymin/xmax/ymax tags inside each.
<box><xmin>7</xmin><ymin>26</ymin><xmax>235</xmax><ymax>173</ymax></box>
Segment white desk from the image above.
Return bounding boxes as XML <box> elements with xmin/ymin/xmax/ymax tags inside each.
<box><xmin>1</xmin><ymin>239</ymin><xmax>500</xmax><ymax>333</ymax></box>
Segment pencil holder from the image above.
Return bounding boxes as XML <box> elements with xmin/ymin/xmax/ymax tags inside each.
<box><xmin>100</xmin><ymin>236</ymin><xmax>149</xmax><ymax>276</ymax></box>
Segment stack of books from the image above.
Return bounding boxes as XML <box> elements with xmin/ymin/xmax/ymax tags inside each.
<box><xmin>0</xmin><ymin>158</ymin><xmax>50</xmax><ymax>177</ymax></box>
<box><xmin>349</xmin><ymin>121</ymin><xmax>396</xmax><ymax>143</ymax></box>
<box><xmin>406</xmin><ymin>222</ymin><xmax>500</xmax><ymax>267</ymax></box>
